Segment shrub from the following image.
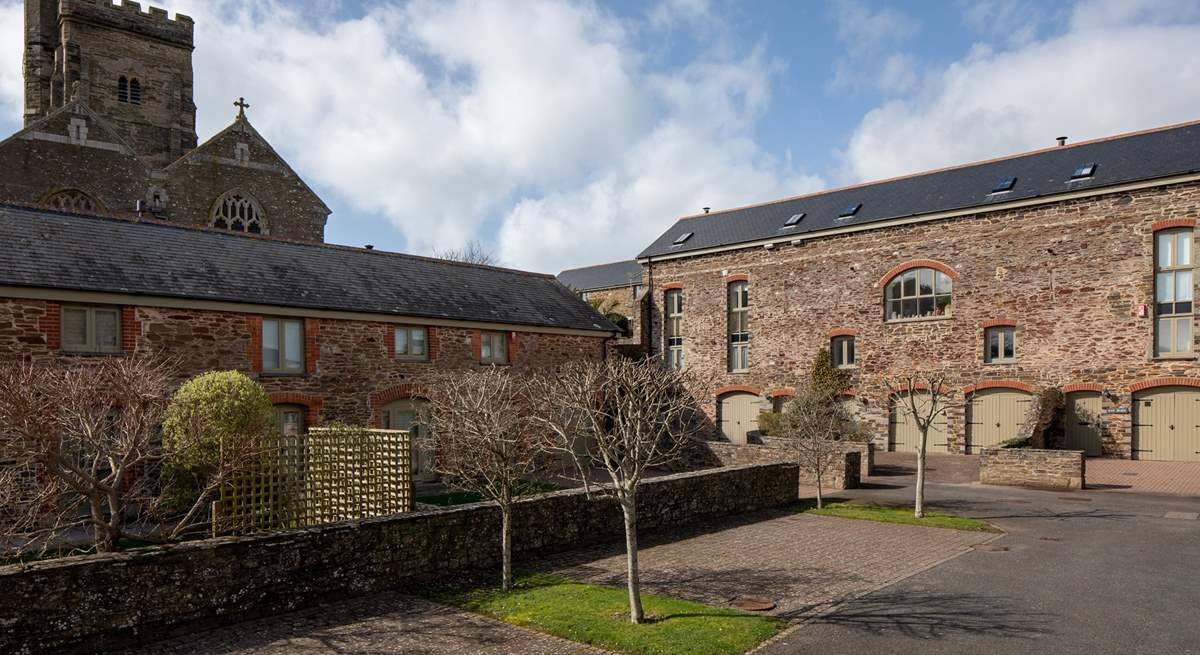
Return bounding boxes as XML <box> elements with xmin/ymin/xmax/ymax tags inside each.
<box><xmin>757</xmin><ymin>410</ymin><xmax>783</xmax><ymax>436</ymax></box>
<box><xmin>809</xmin><ymin>348</ymin><xmax>851</xmax><ymax>397</ymax></box>
<box><xmin>1000</xmin><ymin>436</ymin><xmax>1031</xmax><ymax>449</ymax></box>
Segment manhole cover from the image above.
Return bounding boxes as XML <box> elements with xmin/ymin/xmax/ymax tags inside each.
<box><xmin>1120</xmin><ymin>472</ymin><xmax>1139</xmax><ymax>476</ymax></box>
<box><xmin>972</xmin><ymin>544</ymin><xmax>1010</xmax><ymax>552</ymax></box>
<box><xmin>731</xmin><ymin>597</ymin><xmax>776</xmax><ymax>611</ymax></box>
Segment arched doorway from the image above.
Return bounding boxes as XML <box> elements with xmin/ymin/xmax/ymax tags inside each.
<box><xmin>718</xmin><ymin>392</ymin><xmax>764</xmax><ymax>444</ymax></box>
<box><xmin>1133</xmin><ymin>385</ymin><xmax>1200</xmax><ymax>461</ymax></box>
<box><xmin>1064</xmin><ymin>391</ymin><xmax>1103</xmax><ymax>456</ymax></box>
<box><xmin>888</xmin><ymin>391</ymin><xmax>949</xmax><ymax>453</ymax></box>
<box><xmin>966</xmin><ymin>388</ymin><xmax>1031</xmax><ymax>452</ymax></box>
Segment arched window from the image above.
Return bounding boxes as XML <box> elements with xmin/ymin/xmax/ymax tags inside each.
<box><xmin>885</xmin><ymin>267</ymin><xmax>952</xmax><ymax>321</ymax></box>
<box><xmin>129</xmin><ymin>78</ymin><xmax>142</xmax><ymax>105</ymax></box>
<box><xmin>210</xmin><ymin>191</ymin><xmax>266</xmax><ymax>234</ymax></box>
<box><xmin>118</xmin><ymin>76</ymin><xmax>142</xmax><ymax>105</ymax></box>
<box><xmin>43</xmin><ymin>189</ymin><xmax>103</xmax><ymax>213</ymax></box>
<box><xmin>117</xmin><ymin>76</ymin><xmax>128</xmax><ymax>103</ymax></box>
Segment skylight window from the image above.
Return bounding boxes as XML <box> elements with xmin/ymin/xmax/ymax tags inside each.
<box><xmin>1071</xmin><ymin>163</ymin><xmax>1096</xmax><ymax>180</ymax></box>
<box><xmin>838</xmin><ymin>204</ymin><xmax>862</xmax><ymax>218</ymax></box>
<box><xmin>783</xmin><ymin>213</ymin><xmax>805</xmax><ymax>227</ymax></box>
<box><xmin>992</xmin><ymin>177</ymin><xmax>1017</xmax><ymax>193</ymax></box>
<box><xmin>672</xmin><ymin>232</ymin><xmax>694</xmax><ymax>246</ymax></box>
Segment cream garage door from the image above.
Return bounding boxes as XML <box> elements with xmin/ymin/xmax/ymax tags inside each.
<box><xmin>718</xmin><ymin>392</ymin><xmax>763</xmax><ymax>445</ymax></box>
<box><xmin>966</xmin><ymin>389</ymin><xmax>1031</xmax><ymax>452</ymax></box>
<box><xmin>1064</xmin><ymin>391</ymin><xmax>1104</xmax><ymax>456</ymax></box>
<box><xmin>1133</xmin><ymin>386</ymin><xmax>1200</xmax><ymax>461</ymax></box>
<box><xmin>889</xmin><ymin>392</ymin><xmax>949</xmax><ymax>453</ymax></box>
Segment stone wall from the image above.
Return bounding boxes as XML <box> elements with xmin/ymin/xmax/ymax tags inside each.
<box><xmin>677</xmin><ymin>438</ymin><xmax>863</xmax><ymax>490</ymax></box>
<box><xmin>979</xmin><ymin>447</ymin><xmax>1085</xmax><ymax>491</ymax></box>
<box><xmin>581</xmin><ymin>284</ymin><xmax>648</xmax><ymax>348</ymax></box>
<box><xmin>0</xmin><ymin>463</ymin><xmax>800</xmax><ymax>655</ymax></box>
<box><xmin>644</xmin><ymin>181</ymin><xmax>1200</xmax><ymax>459</ymax></box>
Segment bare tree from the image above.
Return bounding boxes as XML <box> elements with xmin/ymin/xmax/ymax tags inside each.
<box><xmin>529</xmin><ymin>358</ymin><xmax>694</xmax><ymax>624</ymax></box>
<box><xmin>435</xmin><ymin>240</ymin><xmax>497</xmax><ymax>266</ymax></box>
<box><xmin>776</xmin><ymin>386</ymin><xmax>859</xmax><ymax>508</ymax></box>
<box><xmin>418</xmin><ymin>367</ymin><xmax>539</xmax><ymax>592</ymax></box>
<box><xmin>884</xmin><ymin>370</ymin><xmax>964</xmax><ymax>518</ymax></box>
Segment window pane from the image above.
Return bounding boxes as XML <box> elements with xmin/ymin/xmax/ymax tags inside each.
<box><xmin>1157</xmin><ymin>318</ymin><xmax>1173</xmax><ymax>354</ymax></box>
<box><xmin>1177</xmin><ymin>270</ymin><xmax>1193</xmax><ymax>302</ymax></box>
<box><xmin>1180</xmin><ymin>232</ymin><xmax>1193</xmax><ymax>266</ymax></box>
<box><xmin>1157</xmin><ymin>232</ymin><xmax>1173</xmax><ymax>268</ymax></box>
<box><xmin>886</xmin><ymin>279</ymin><xmax>901</xmax><ymax>301</ymax></box>
<box><xmin>1004</xmin><ymin>330</ymin><xmax>1016</xmax><ymax>359</ymax></box>
<box><xmin>95</xmin><ymin>310</ymin><xmax>119</xmax><ymax>349</ymax></box>
<box><xmin>918</xmin><ymin>297</ymin><xmax>934</xmax><ymax>317</ymax></box>
<box><xmin>902</xmin><ymin>271</ymin><xmax>916</xmax><ymax>296</ymax></box>
<box><xmin>902</xmin><ymin>298</ymin><xmax>917</xmax><ymax>317</ymax></box>
<box><xmin>936</xmin><ymin>271</ymin><xmax>952</xmax><ymax>295</ymax></box>
<box><xmin>936</xmin><ymin>295</ymin><xmax>952</xmax><ymax>314</ymax></box>
<box><xmin>887</xmin><ymin>300</ymin><xmax>901</xmax><ymax>321</ymax></box>
<box><xmin>283</xmin><ymin>321</ymin><xmax>303</xmax><ymax>370</ymax></box>
<box><xmin>832</xmin><ymin>340</ymin><xmax>844</xmax><ymax>367</ymax></box>
<box><xmin>494</xmin><ymin>334</ymin><xmax>507</xmax><ymax>362</ymax></box>
<box><xmin>918</xmin><ymin>269</ymin><xmax>934</xmax><ymax>295</ymax></box>
<box><xmin>1158</xmin><ymin>272</ymin><xmax>1175</xmax><ymax>303</ymax></box>
<box><xmin>481</xmin><ymin>337</ymin><xmax>492</xmax><ymax>359</ymax></box>
<box><xmin>394</xmin><ymin>328</ymin><xmax>408</xmax><ymax>355</ymax></box>
<box><xmin>411</xmin><ymin>329</ymin><xmax>426</xmax><ymax>356</ymax></box>
<box><xmin>263</xmin><ymin>320</ymin><xmax>280</xmax><ymax>370</ymax></box>
<box><xmin>846</xmin><ymin>338</ymin><xmax>855</xmax><ymax>365</ymax></box>
<box><xmin>986</xmin><ymin>330</ymin><xmax>999</xmax><ymax>361</ymax></box>
<box><xmin>62</xmin><ymin>309</ymin><xmax>88</xmax><ymax>348</ymax></box>
<box><xmin>1176</xmin><ymin>317</ymin><xmax>1192</xmax><ymax>354</ymax></box>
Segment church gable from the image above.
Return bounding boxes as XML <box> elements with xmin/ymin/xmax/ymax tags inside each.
<box><xmin>163</xmin><ymin>113</ymin><xmax>330</xmax><ymax>243</ymax></box>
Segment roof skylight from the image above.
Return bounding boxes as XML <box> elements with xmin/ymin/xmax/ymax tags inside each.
<box><xmin>1071</xmin><ymin>163</ymin><xmax>1096</xmax><ymax>180</ymax></box>
<box><xmin>783</xmin><ymin>213</ymin><xmax>805</xmax><ymax>227</ymax></box>
<box><xmin>838</xmin><ymin>204</ymin><xmax>862</xmax><ymax>218</ymax></box>
<box><xmin>672</xmin><ymin>232</ymin><xmax>694</xmax><ymax>246</ymax></box>
<box><xmin>992</xmin><ymin>177</ymin><xmax>1017</xmax><ymax>193</ymax></box>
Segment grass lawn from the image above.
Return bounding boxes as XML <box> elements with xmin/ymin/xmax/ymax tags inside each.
<box><xmin>799</xmin><ymin>500</ymin><xmax>1000</xmax><ymax>533</ymax></box>
<box><xmin>416</xmin><ymin>480</ymin><xmax>563</xmax><ymax>507</ymax></box>
<box><xmin>431</xmin><ymin>572</ymin><xmax>785</xmax><ymax>655</ymax></box>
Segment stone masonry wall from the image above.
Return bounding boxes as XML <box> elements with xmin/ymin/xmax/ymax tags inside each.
<box><xmin>0</xmin><ymin>463</ymin><xmax>799</xmax><ymax>655</ymax></box>
<box><xmin>979</xmin><ymin>447</ymin><xmax>1085</xmax><ymax>491</ymax></box>
<box><xmin>676</xmin><ymin>438</ymin><xmax>863</xmax><ymax>490</ymax></box>
<box><xmin>645</xmin><ymin>181</ymin><xmax>1200</xmax><ymax>459</ymax></box>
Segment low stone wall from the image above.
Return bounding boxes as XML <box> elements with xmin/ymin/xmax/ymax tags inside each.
<box><xmin>681</xmin><ymin>438</ymin><xmax>863</xmax><ymax>490</ymax></box>
<box><xmin>979</xmin><ymin>448</ymin><xmax>1085</xmax><ymax>491</ymax></box>
<box><xmin>0</xmin><ymin>463</ymin><xmax>799</xmax><ymax>655</ymax></box>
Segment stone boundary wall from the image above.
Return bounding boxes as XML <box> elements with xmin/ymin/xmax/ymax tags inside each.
<box><xmin>0</xmin><ymin>463</ymin><xmax>798</xmax><ymax>655</ymax></box>
<box><xmin>682</xmin><ymin>438</ymin><xmax>864</xmax><ymax>490</ymax></box>
<box><xmin>979</xmin><ymin>448</ymin><xmax>1085</xmax><ymax>491</ymax></box>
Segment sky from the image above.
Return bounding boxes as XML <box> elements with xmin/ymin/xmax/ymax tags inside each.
<box><xmin>2</xmin><ymin>0</ymin><xmax>1200</xmax><ymax>274</ymax></box>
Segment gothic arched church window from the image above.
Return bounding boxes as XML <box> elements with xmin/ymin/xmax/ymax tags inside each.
<box><xmin>43</xmin><ymin>189</ymin><xmax>103</xmax><ymax>213</ymax></box>
<box><xmin>118</xmin><ymin>76</ymin><xmax>142</xmax><ymax>105</ymax></box>
<box><xmin>210</xmin><ymin>191</ymin><xmax>266</xmax><ymax>235</ymax></box>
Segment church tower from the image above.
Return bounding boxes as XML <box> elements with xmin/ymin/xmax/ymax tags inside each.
<box><xmin>22</xmin><ymin>0</ymin><xmax>199</xmax><ymax>168</ymax></box>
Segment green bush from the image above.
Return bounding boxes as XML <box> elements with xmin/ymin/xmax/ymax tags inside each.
<box><xmin>1000</xmin><ymin>436</ymin><xmax>1031</xmax><ymax>449</ymax></box>
<box><xmin>757</xmin><ymin>410</ymin><xmax>783</xmax><ymax>436</ymax></box>
<box><xmin>809</xmin><ymin>348</ymin><xmax>852</xmax><ymax>397</ymax></box>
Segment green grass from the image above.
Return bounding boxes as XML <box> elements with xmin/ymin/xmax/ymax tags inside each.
<box><xmin>799</xmin><ymin>500</ymin><xmax>1001</xmax><ymax>533</ymax></box>
<box><xmin>431</xmin><ymin>573</ymin><xmax>784</xmax><ymax>655</ymax></box>
<box><xmin>416</xmin><ymin>480</ymin><xmax>563</xmax><ymax>507</ymax></box>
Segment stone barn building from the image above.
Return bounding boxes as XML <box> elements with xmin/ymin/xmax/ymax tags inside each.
<box><xmin>558</xmin><ymin>260</ymin><xmax>649</xmax><ymax>352</ymax></box>
<box><xmin>638</xmin><ymin>121</ymin><xmax>1200</xmax><ymax>461</ymax></box>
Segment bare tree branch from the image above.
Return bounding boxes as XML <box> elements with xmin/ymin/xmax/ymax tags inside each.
<box><xmin>883</xmin><ymin>369</ymin><xmax>967</xmax><ymax>519</ymax></box>
<box><xmin>435</xmin><ymin>240</ymin><xmax>497</xmax><ymax>266</ymax></box>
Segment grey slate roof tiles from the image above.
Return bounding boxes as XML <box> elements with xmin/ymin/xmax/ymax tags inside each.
<box><xmin>557</xmin><ymin>260</ymin><xmax>644</xmax><ymax>291</ymax></box>
<box><xmin>0</xmin><ymin>205</ymin><xmax>618</xmax><ymax>334</ymax></box>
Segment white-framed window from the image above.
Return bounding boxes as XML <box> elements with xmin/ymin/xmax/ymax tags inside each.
<box><xmin>275</xmin><ymin>404</ymin><xmax>306</xmax><ymax>436</ymax></box>
<box><xmin>885</xmin><ymin>268</ymin><xmax>953</xmax><ymax>321</ymax></box>
<box><xmin>727</xmin><ymin>281</ymin><xmax>750</xmax><ymax>372</ymax></box>
<box><xmin>394</xmin><ymin>326</ymin><xmax>429</xmax><ymax>361</ymax></box>
<box><xmin>831</xmin><ymin>335</ymin><xmax>855</xmax><ymax>369</ymax></box>
<box><xmin>984</xmin><ymin>326</ymin><xmax>1017</xmax><ymax>363</ymax></box>
<box><xmin>665</xmin><ymin>289</ymin><xmax>684</xmax><ymax>370</ymax></box>
<box><xmin>61</xmin><ymin>306</ymin><xmax>121</xmax><ymax>353</ymax></box>
<box><xmin>480</xmin><ymin>331</ymin><xmax>509</xmax><ymax>365</ymax></box>
<box><xmin>1155</xmin><ymin>228</ymin><xmax>1194</xmax><ymax>356</ymax></box>
<box><xmin>262</xmin><ymin>318</ymin><xmax>304</xmax><ymax>373</ymax></box>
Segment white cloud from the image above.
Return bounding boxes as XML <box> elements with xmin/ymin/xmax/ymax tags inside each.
<box><xmin>0</xmin><ymin>1</ymin><xmax>22</xmax><ymax>122</ymax></box>
<box><xmin>828</xmin><ymin>0</ymin><xmax>922</xmax><ymax>93</ymax></box>
<box><xmin>841</xmin><ymin>8</ymin><xmax>1200</xmax><ymax>183</ymax></box>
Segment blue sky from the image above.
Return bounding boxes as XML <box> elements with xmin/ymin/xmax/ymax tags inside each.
<box><xmin>2</xmin><ymin>0</ymin><xmax>1199</xmax><ymax>272</ymax></box>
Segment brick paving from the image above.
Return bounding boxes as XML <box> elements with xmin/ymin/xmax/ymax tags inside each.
<box><xmin>1087</xmin><ymin>458</ymin><xmax>1200</xmax><ymax>497</ymax></box>
<box><xmin>117</xmin><ymin>593</ymin><xmax>610</xmax><ymax>655</ymax></box>
<box><xmin>540</xmin><ymin>508</ymin><xmax>993</xmax><ymax>621</ymax></box>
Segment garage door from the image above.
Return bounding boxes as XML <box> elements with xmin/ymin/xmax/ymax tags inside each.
<box><xmin>1064</xmin><ymin>391</ymin><xmax>1103</xmax><ymax>456</ymax></box>
<box><xmin>1133</xmin><ymin>386</ymin><xmax>1200</xmax><ymax>461</ymax></box>
<box><xmin>889</xmin><ymin>391</ymin><xmax>949</xmax><ymax>453</ymax></box>
<box><xmin>966</xmin><ymin>389</ymin><xmax>1031</xmax><ymax>453</ymax></box>
<box><xmin>718</xmin><ymin>392</ymin><xmax>764</xmax><ymax>445</ymax></box>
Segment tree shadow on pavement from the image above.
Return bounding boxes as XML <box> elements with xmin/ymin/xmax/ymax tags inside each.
<box><xmin>808</xmin><ymin>589</ymin><xmax>1052</xmax><ymax>640</ymax></box>
<box><xmin>927</xmin><ymin>498</ymin><xmax>1136</xmax><ymax>522</ymax></box>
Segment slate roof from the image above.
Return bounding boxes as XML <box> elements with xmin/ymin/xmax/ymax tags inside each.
<box><xmin>557</xmin><ymin>260</ymin><xmax>644</xmax><ymax>291</ymax></box>
<box><xmin>0</xmin><ymin>205</ymin><xmax>618</xmax><ymax>334</ymax></box>
<box><xmin>639</xmin><ymin>121</ymin><xmax>1200</xmax><ymax>259</ymax></box>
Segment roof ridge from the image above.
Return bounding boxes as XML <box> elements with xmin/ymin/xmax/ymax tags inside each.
<box><xmin>677</xmin><ymin>118</ymin><xmax>1200</xmax><ymax>222</ymax></box>
<box><xmin>0</xmin><ymin>201</ymin><xmax>552</xmax><ymax>280</ymax></box>
<box><xmin>559</xmin><ymin>259</ymin><xmax>639</xmax><ymax>274</ymax></box>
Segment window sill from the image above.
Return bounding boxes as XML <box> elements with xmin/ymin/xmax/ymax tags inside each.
<box><xmin>479</xmin><ymin>361</ymin><xmax>511</xmax><ymax>367</ymax></box>
<box><xmin>884</xmin><ymin>314</ymin><xmax>952</xmax><ymax>325</ymax></box>
<box><xmin>260</xmin><ymin>371</ymin><xmax>310</xmax><ymax>378</ymax></box>
<box><xmin>983</xmin><ymin>360</ymin><xmax>1017</xmax><ymax>366</ymax></box>
<box><xmin>835</xmin><ymin>365</ymin><xmax>858</xmax><ymax>371</ymax></box>
<box><xmin>1150</xmin><ymin>354</ymin><xmax>1196</xmax><ymax>361</ymax></box>
<box><xmin>59</xmin><ymin>350</ymin><xmax>127</xmax><ymax>357</ymax></box>
<box><xmin>728</xmin><ymin>369</ymin><xmax>750</xmax><ymax>375</ymax></box>
<box><xmin>394</xmin><ymin>357</ymin><xmax>432</xmax><ymax>364</ymax></box>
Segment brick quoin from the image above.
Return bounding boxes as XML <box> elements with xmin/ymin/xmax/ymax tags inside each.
<box><xmin>962</xmin><ymin>380</ymin><xmax>1036</xmax><ymax>395</ymax></box>
<box><xmin>37</xmin><ymin>301</ymin><xmax>61</xmax><ymax>350</ymax></box>
<box><xmin>1150</xmin><ymin>218</ymin><xmax>1196</xmax><ymax>233</ymax></box>
<box><xmin>1128</xmin><ymin>377</ymin><xmax>1200</xmax><ymax>393</ymax></box>
<box><xmin>472</xmin><ymin>330</ymin><xmax>482</xmax><ymax>361</ymax></box>
<box><xmin>269</xmin><ymin>392</ymin><xmax>322</xmax><ymax>428</ymax></box>
<box><xmin>838</xmin><ymin>387</ymin><xmax>860</xmax><ymax>397</ymax></box>
<box><xmin>875</xmin><ymin>259</ymin><xmax>959</xmax><ymax>288</ymax></box>
<box><xmin>508</xmin><ymin>331</ymin><xmax>519</xmax><ymax>363</ymax></box>
<box><xmin>304</xmin><ymin>318</ymin><xmax>320</xmax><ymax>375</ymax></box>
<box><xmin>121</xmin><ymin>307</ymin><xmax>139</xmax><ymax>352</ymax></box>
<box><xmin>1063</xmin><ymin>383</ymin><xmax>1106</xmax><ymax>394</ymax></box>
<box><xmin>245</xmin><ymin>316</ymin><xmax>263</xmax><ymax>373</ymax></box>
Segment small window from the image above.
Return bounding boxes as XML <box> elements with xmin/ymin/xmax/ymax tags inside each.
<box><xmin>673</xmin><ymin>232</ymin><xmax>694</xmax><ymax>246</ymax></box>
<box><xmin>61</xmin><ymin>306</ymin><xmax>122</xmax><ymax>353</ymax></box>
<box><xmin>782</xmin><ymin>213</ymin><xmax>805</xmax><ymax>228</ymax></box>
<box><xmin>1070</xmin><ymin>163</ymin><xmax>1096</xmax><ymax>180</ymax></box>
<box><xmin>727</xmin><ymin>281</ymin><xmax>750</xmax><ymax>372</ymax></box>
<box><xmin>992</xmin><ymin>177</ymin><xmax>1017</xmax><ymax>193</ymax></box>
<box><xmin>275</xmin><ymin>404</ymin><xmax>306</xmax><ymax>436</ymax></box>
<box><xmin>262</xmin><ymin>318</ymin><xmax>304</xmax><ymax>373</ymax></box>
<box><xmin>984</xmin><ymin>326</ymin><xmax>1016</xmax><ymax>363</ymax></box>
<box><xmin>117</xmin><ymin>76</ymin><xmax>129</xmax><ymax>104</ymax></box>
<box><xmin>128</xmin><ymin>78</ymin><xmax>142</xmax><ymax>105</ymax></box>
<box><xmin>838</xmin><ymin>203</ymin><xmax>862</xmax><ymax>218</ymax></box>
<box><xmin>885</xmin><ymin>267</ymin><xmax>953</xmax><ymax>321</ymax></box>
<box><xmin>831</xmin><ymin>335</ymin><xmax>856</xmax><ymax>369</ymax></box>
<box><xmin>665</xmin><ymin>289</ymin><xmax>684</xmax><ymax>370</ymax></box>
<box><xmin>394</xmin><ymin>326</ymin><xmax>428</xmax><ymax>361</ymax></box>
<box><xmin>480</xmin><ymin>331</ymin><xmax>509</xmax><ymax>364</ymax></box>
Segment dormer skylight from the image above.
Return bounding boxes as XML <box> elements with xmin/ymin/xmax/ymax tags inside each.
<box><xmin>672</xmin><ymin>232</ymin><xmax>694</xmax><ymax>246</ymax></box>
<box><xmin>781</xmin><ymin>213</ymin><xmax>805</xmax><ymax>228</ymax></box>
<box><xmin>992</xmin><ymin>177</ymin><xmax>1017</xmax><ymax>193</ymax></box>
<box><xmin>838</xmin><ymin>204</ymin><xmax>862</xmax><ymax>218</ymax></box>
<box><xmin>1071</xmin><ymin>163</ymin><xmax>1097</xmax><ymax>180</ymax></box>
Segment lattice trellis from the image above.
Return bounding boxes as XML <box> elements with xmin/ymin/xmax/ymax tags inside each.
<box><xmin>212</xmin><ymin>427</ymin><xmax>412</xmax><ymax>536</ymax></box>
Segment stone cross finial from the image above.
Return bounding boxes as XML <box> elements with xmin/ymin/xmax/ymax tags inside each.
<box><xmin>234</xmin><ymin>97</ymin><xmax>251</xmax><ymax>120</ymax></box>
<box><xmin>71</xmin><ymin>81</ymin><xmax>81</xmax><ymax>102</ymax></box>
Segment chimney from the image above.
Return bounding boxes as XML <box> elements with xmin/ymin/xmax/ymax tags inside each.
<box><xmin>1056</xmin><ymin>136</ymin><xmax>1068</xmax><ymax>147</ymax></box>
<box><xmin>365</xmin><ymin>244</ymin><xmax>374</xmax><ymax>250</ymax></box>
<box><xmin>703</xmin><ymin>207</ymin><xmax>711</xmax><ymax>214</ymax></box>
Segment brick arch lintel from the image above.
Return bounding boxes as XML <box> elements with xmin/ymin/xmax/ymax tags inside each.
<box><xmin>962</xmin><ymin>380</ymin><xmax>1035</xmax><ymax>395</ymax></box>
<box><xmin>876</xmin><ymin>259</ymin><xmax>959</xmax><ymax>288</ymax></box>
<box><xmin>827</xmin><ymin>327</ymin><xmax>857</xmax><ymax>338</ymax></box>
<box><xmin>370</xmin><ymin>384</ymin><xmax>428</xmax><ymax>408</ymax></box>
<box><xmin>1128</xmin><ymin>377</ymin><xmax>1200</xmax><ymax>394</ymax></box>
<box><xmin>662</xmin><ymin>282</ymin><xmax>684</xmax><ymax>291</ymax></box>
<box><xmin>767</xmin><ymin>387</ymin><xmax>796</xmax><ymax>399</ymax></box>
<box><xmin>1062</xmin><ymin>383</ymin><xmax>1105</xmax><ymax>394</ymax></box>
<box><xmin>980</xmin><ymin>319</ymin><xmax>1018</xmax><ymax>329</ymax></box>
<box><xmin>715</xmin><ymin>384</ymin><xmax>763</xmax><ymax>397</ymax></box>
<box><xmin>1150</xmin><ymin>218</ymin><xmax>1196</xmax><ymax>233</ymax></box>
<box><xmin>269</xmin><ymin>392</ymin><xmax>323</xmax><ymax>428</ymax></box>
<box><xmin>724</xmin><ymin>273</ymin><xmax>750</xmax><ymax>284</ymax></box>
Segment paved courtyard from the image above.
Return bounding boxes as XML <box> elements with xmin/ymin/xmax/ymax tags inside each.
<box><xmin>1086</xmin><ymin>458</ymin><xmax>1200</xmax><ymax>497</ymax></box>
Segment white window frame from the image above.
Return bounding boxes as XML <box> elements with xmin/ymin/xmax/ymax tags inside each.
<box><xmin>61</xmin><ymin>305</ymin><xmax>122</xmax><ymax>354</ymax></box>
<box><xmin>275</xmin><ymin>404</ymin><xmax>306</xmax><ymax>436</ymax></box>
<box><xmin>831</xmin><ymin>335</ymin><xmax>856</xmax><ymax>369</ymax></box>
<box><xmin>480</xmin><ymin>331</ymin><xmax>509</xmax><ymax>365</ymax></box>
<box><xmin>983</xmin><ymin>326</ymin><xmax>1017</xmax><ymax>364</ymax></box>
<box><xmin>394</xmin><ymin>326</ymin><xmax>429</xmax><ymax>361</ymax></box>
<box><xmin>885</xmin><ymin>267</ymin><xmax>953</xmax><ymax>322</ymax></box>
<box><xmin>727</xmin><ymin>281</ymin><xmax>750</xmax><ymax>372</ymax></box>
<box><xmin>262</xmin><ymin>318</ymin><xmax>305</xmax><ymax>374</ymax></box>
<box><xmin>1155</xmin><ymin>228</ymin><xmax>1194</xmax><ymax>357</ymax></box>
<box><xmin>665</xmin><ymin>289</ymin><xmax>684</xmax><ymax>370</ymax></box>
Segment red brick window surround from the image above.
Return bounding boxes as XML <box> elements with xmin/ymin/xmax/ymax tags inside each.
<box><xmin>882</xmin><ymin>261</ymin><xmax>955</xmax><ymax>321</ymax></box>
<box><xmin>246</xmin><ymin>316</ymin><xmax>263</xmax><ymax>373</ymax></box>
<box><xmin>477</xmin><ymin>330</ymin><xmax>512</xmax><ymax>365</ymax></box>
<box><xmin>269</xmin><ymin>392</ymin><xmax>322</xmax><ymax>429</ymax></box>
<box><xmin>962</xmin><ymin>380</ymin><xmax>1035</xmax><ymax>395</ymax></box>
<box><xmin>386</xmin><ymin>325</ymin><xmax>441</xmax><ymax>362</ymax></box>
<box><xmin>1128</xmin><ymin>377</ymin><xmax>1200</xmax><ymax>393</ymax></box>
<box><xmin>1151</xmin><ymin>218</ymin><xmax>1196</xmax><ymax>233</ymax></box>
<box><xmin>38</xmin><ymin>302</ymin><xmax>61</xmax><ymax>350</ymax></box>
<box><xmin>369</xmin><ymin>384</ymin><xmax>428</xmax><ymax>428</ymax></box>
<box><xmin>1063</xmin><ymin>383</ymin><xmax>1105</xmax><ymax>394</ymax></box>
<box><xmin>54</xmin><ymin>304</ymin><xmax>126</xmax><ymax>355</ymax></box>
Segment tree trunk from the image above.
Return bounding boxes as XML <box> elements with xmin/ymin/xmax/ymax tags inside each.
<box><xmin>620</xmin><ymin>498</ymin><xmax>645</xmax><ymax>624</ymax></box>
<box><xmin>815</xmin><ymin>470</ymin><xmax>824</xmax><ymax>509</ymax></box>
<box><xmin>914</xmin><ymin>434</ymin><xmax>927</xmax><ymax>519</ymax></box>
<box><xmin>500</xmin><ymin>505</ymin><xmax>513</xmax><ymax>592</ymax></box>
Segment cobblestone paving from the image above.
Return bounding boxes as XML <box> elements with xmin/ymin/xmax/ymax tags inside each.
<box><xmin>118</xmin><ymin>593</ymin><xmax>610</xmax><ymax>655</ymax></box>
<box><xmin>540</xmin><ymin>509</ymin><xmax>994</xmax><ymax>621</ymax></box>
<box><xmin>1087</xmin><ymin>458</ymin><xmax>1200</xmax><ymax>497</ymax></box>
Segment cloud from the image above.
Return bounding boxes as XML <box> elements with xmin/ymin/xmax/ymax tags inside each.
<box><xmin>828</xmin><ymin>0</ymin><xmax>921</xmax><ymax>93</ymax></box>
<box><xmin>0</xmin><ymin>1</ymin><xmax>21</xmax><ymax>121</ymax></box>
<box><xmin>841</xmin><ymin>6</ymin><xmax>1200</xmax><ymax>182</ymax></box>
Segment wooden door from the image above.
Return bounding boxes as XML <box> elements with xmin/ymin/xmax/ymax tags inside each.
<box><xmin>1064</xmin><ymin>391</ymin><xmax>1103</xmax><ymax>456</ymax></box>
<box><xmin>719</xmin><ymin>392</ymin><xmax>762</xmax><ymax>445</ymax></box>
<box><xmin>1133</xmin><ymin>386</ymin><xmax>1200</xmax><ymax>461</ymax></box>
<box><xmin>966</xmin><ymin>389</ymin><xmax>1030</xmax><ymax>452</ymax></box>
<box><xmin>889</xmin><ymin>391</ymin><xmax>949</xmax><ymax>453</ymax></box>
